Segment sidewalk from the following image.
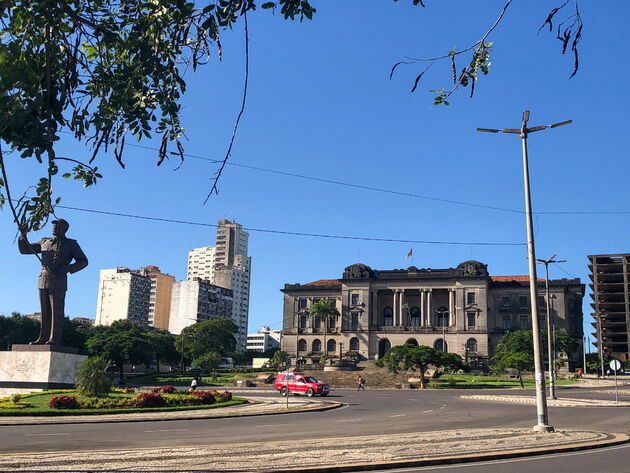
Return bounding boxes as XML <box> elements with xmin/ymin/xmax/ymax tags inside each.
<box><xmin>0</xmin><ymin>428</ymin><xmax>627</xmax><ymax>472</ymax></box>
<box><xmin>460</xmin><ymin>394</ymin><xmax>630</xmax><ymax>407</ymax></box>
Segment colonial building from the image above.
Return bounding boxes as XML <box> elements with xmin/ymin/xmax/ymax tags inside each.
<box><xmin>281</xmin><ymin>261</ymin><xmax>584</xmax><ymax>369</ymax></box>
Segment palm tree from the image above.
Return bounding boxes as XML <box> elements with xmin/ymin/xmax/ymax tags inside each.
<box><xmin>309</xmin><ymin>299</ymin><xmax>340</xmax><ymax>360</ymax></box>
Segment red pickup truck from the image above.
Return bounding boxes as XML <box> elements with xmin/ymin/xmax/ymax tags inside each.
<box><xmin>275</xmin><ymin>372</ymin><xmax>330</xmax><ymax>397</ymax></box>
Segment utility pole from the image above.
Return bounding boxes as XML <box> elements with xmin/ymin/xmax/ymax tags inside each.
<box><xmin>537</xmin><ymin>255</ymin><xmax>566</xmax><ymax>400</ymax></box>
<box><xmin>582</xmin><ymin>335</ymin><xmax>587</xmax><ymax>374</ymax></box>
<box><xmin>478</xmin><ymin>111</ymin><xmax>571</xmax><ymax>432</ymax></box>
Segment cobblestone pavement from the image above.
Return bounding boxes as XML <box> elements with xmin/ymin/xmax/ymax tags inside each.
<box><xmin>0</xmin><ymin>428</ymin><xmax>622</xmax><ymax>472</ymax></box>
<box><xmin>0</xmin><ymin>396</ymin><xmax>337</xmax><ymax>425</ymax></box>
<box><xmin>460</xmin><ymin>394</ymin><xmax>630</xmax><ymax>407</ymax></box>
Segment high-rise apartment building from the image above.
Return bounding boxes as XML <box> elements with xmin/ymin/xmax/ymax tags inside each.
<box><xmin>95</xmin><ymin>268</ymin><xmax>151</xmax><ymax>327</ymax></box>
<box><xmin>186</xmin><ymin>219</ymin><xmax>252</xmax><ymax>350</ymax></box>
<box><xmin>169</xmin><ymin>278</ymin><xmax>233</xmax><ymax>335</ymax></box>
<box><xmin>138</xmin><ymin>266</ymin><xmax>175</xmax><ymax>331</ymax></box>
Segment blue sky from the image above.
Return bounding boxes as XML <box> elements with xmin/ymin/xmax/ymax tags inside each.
<box><xmin>1</xmin><ymin>1</ymin><xmax>628</xmax><ymax>346</ymax></box>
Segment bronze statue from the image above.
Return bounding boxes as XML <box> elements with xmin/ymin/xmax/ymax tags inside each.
<box><xmin>18</xmin><ymin>219</ymin><xmax>88</xmax><ymax>345</ymax></box>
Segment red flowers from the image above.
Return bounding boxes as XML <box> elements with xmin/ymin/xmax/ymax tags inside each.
<box><xmin>48</xmin><ymin>395</ymin><xmax>79</xmax><ymax>409</ymax></box>
<box><xmin>133</xmin><ymin>392</ymin><xmax>165</xmax><ymax>408</ymax></box>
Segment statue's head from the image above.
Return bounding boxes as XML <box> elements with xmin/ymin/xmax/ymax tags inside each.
<box><xmin>52</xmin><ymin>219</ymin><xmax>69</xmax><ymax>238</ymax></box>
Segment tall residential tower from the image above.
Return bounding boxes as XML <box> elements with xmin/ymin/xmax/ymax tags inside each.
<box><xmin>187</xmin><ymin>219</ymin><xmax>252</xmax><ymax>349</ymax></box>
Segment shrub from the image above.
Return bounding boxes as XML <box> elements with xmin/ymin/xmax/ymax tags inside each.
<box><xmin>75</xmin><ymin>357</ymin><xmax>112</xmax><ymax>397</ymax></box>
<box><xmin>215</xmin><ymin>391</ymin><xmax>232</xmax><ymax>403</ymax></box>
<box><xmin>10</xmin><ymin>393</ymin><xmax>21</xmax><ymax>403</ymax></box>
<box><xmin>0</xmin><ymin>401</ymin><xmax>30</xmax><ymax>409</ymax></box>
<box><xmin>95</xmin><ymin>397</ymin><xmax>135</xmax><ymax>409</ymax></box>
<box><xmin>133</xmin><ymin>392</ymin><xmax>165</xmax><ymax>408</ymax></box>
<box><xmin>48</xmin><ymin>395</ymin><xmax>79</xmax><ymax>409</ymax></box>
<box><xmin>191</xmin><ymin>390</ymin><xmax>216</xmax><ymax>404</ymax></box>
<box><xmin>164</xmin><ymin>394</ymin><xmax>201</xmax><ymax>407</ymax></box>
<box><xmin>160</xmin><ymin>385</ymin><xmax>176</xmax><ymax>394</ymax></box>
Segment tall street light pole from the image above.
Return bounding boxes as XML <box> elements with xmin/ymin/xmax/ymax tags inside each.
<box><xmin>477</xmin><ymin>111</ymin><xmax>571</xmax><ymax>432</ymax></box>
<box><xmin>537</xmin><ymin>255</ymin><xmax>566</xmax><ymax>400</ymax></box>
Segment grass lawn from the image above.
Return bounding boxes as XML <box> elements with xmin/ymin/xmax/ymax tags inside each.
<box><xmin>0</xmin><ymin>390</ymin><xmax>247</xmax><ymax>416</ymax></box>
<box><xmin>127</xmin><ymin>371</ymin><xmax>265</xmax><ymax>387</ymax></box>
<box><xmin>429</xmin><ymin>374</ymin><xmax>579</xmax><ymax>389</ymax></box>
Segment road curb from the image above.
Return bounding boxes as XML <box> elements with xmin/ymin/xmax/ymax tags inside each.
<box><xmin>0</xmin><ymin>399</ymin><xmax>343</xmax><ymax>426</ymax></box>
<box><xmin>264</xmin><ymin>432</ymin><xmax>630</xmax><ymax>473</ymax></box>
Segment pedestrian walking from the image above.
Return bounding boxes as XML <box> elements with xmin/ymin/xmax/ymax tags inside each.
<box><xmin>357</xmin><ymin>376</ymin><xmax>365</xmax><ymax>391</ymax></box>
<box><xmin>577</xmin><ymin>368</ymin><xmax>582</xmax><ymax>378</ymax></box>
<box><xmin>190</xmin><ymin>378</ymin><xmax>198</xmax><ymax>391</ymax></box>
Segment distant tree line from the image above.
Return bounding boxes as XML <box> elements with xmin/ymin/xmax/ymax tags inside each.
<box><xmin>0</xmin><ymin>313</ymin><xmax>279</xmax><ymax>383</ymax></box>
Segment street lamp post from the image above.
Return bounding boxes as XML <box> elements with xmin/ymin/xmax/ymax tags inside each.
<box><xmin>536</xmin><ymin>255</ymin><xmax>566</xmax><ymax>400</ymax></box>
<box><xmin>477</xmin><ymin>111</ymin><xmax>571</xmax><ymax>432</ymax></box>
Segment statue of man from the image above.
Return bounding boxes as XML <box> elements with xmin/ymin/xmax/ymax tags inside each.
<box><xmin>18</xmin><ymin>219</ymin><xmax>88</xmax><ymax>345</ymax></box>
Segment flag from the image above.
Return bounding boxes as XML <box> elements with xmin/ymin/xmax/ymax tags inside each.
<box><xmin>406</xmin><ymin>248</ymin><xmax>413</xmax><ymax>259</ymax></box>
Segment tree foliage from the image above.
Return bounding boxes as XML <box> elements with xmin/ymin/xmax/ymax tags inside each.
<box><xmin>0</xmin><ymin>312</ymin><xmax>39</xmax><ymax>350</ymax></box>
<box><xmin>375</xmin><ymin>343</ymin><xmax>464</xmax><ymax>389</ymax></box>
<box><xmin>308</xmin><ymin>298</ymin><xmax>339</xmax><ymax>356</ymax></box>
<box><xmin>0</xmin><ymin>0</ymin><xmax>316</xmax><ymax>233</ymax></box>
<box><xmin>86</xmin><ymin>320</ymin><xmax>151</xmax><ymax>383</ymax></box>
<box><xmin>146</xmin><ymin>328</ymin><xmax>178</xmax><ymax>371</ymax></box>
<box><xmin>265</xmin><ymin>349</ymin><xmax>288</xmax><ymax>371</ymax></box>
<box><xmin>174</xmin><ymin>318</ymin><xmax>238</xmax><ymax>367</ymax></box>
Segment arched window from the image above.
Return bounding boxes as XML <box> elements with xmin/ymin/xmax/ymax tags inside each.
<box><xmin>405</xmin><ymin>338</ymin><xmax>418</xmax><ymax>346</ymax></box>
<box><xmin>437</xmin><ymin>307</ymin><xmax>449</xmax><ymax>327</ymax></box>
<box><xmin>434</xmin><ymin>338</ymin><xmax>448</xmax><ymax>352</ymax></box>
<box><xmin>298</xmin><ymin>339</ymin><xmax>307</xmax><ymax>352</ymax></box>
<box><xmin>327</xmin><ymin>339</ymin><xmax>336</xmax><ymax>353</ymax></box>
<box><xmin>349</xmin><ymin>337</ymin><xmax>360</xmax><ymax>351</ymax></box>
<box><xmin>384</xmin><ymin>307</ymin><xmax>393</xmax><ymax>326</ymax></box>
<box><xmin>410</xmin><ymin>306</ymin><xmax>421</xmax><ymax>327</ymax></box>
<box><xmin>312</xmin><ymin>339</ymin><xmax>322</xmax><ymax>353</ymax></box>
<box><xmin>378</xmin><ymin>338</ymin><xmax>391</xmax><ymax>359</ymax></box>
<box><xmin>466</xmin><ymin>338</ymin><xmax>478</xmax><ymax>353</ymax></box>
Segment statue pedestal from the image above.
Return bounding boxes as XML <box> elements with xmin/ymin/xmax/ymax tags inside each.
<box><xmin>0</xmin><ymin>345</ymin><xmax>87</xmax><ymax>395</ymax></box>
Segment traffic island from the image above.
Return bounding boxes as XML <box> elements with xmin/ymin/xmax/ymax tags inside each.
<box><xmin>0</xmin><ymin>429</ymin><xmax>627</xmax><ymax>472</ymax></box>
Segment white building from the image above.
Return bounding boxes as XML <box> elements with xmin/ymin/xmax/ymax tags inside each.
<box><xmin>95</xmin><ymin>268</ymin><xmax>151</xmax><ymax>327</ymax></box>
<box><xmin>169</xmin><ymin>279</ymin><xmax>233</xmax><ymax>335</ymax></box>
<box><xmin>247</xmin><ymin>326</ymin><xmax>282</xmax><ymax>352</ymax></box>
<box><xmin>187</xmin><ymin>219</ymin><xmax>252</xmax><ymax>350</ymax></box>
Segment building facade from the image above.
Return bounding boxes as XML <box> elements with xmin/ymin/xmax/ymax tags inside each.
<box><xmin>247</xmin><ymin>326</ymin><xmax>282</xmax><ymax>352</ymax></box>
<box><xmin>187</xmin><ymin>219</ymin><xmax>252</xmax><ymax>350</ymax></box>
<box><xmin>588</xmin><ymin>253</ymin><xmax>630</xmax><ymax>360</ymax></box>
<box><xmin>168</xmin><ymin>278</ymin><xmax>233</xmax><ymax>335</ymax></box>
<box><xmin>281</xmin><ymin>261</ymin><xmax>584</xmax><ymax>369</ymax></box>
<box><xmin>95</xmin><ymin>268</ymin><xmax>151</xmax><ymax>327</ymax></box>
<box><xmin>138</xmin><ymin>266</ymin><xmax>175</xmax><ymax>331</ymax></box>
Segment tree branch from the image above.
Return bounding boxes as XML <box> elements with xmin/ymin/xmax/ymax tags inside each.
<box><xmin>204</xmin><ymin>9</ymin><xmax>249</xmax><ymax>203</ymax></box>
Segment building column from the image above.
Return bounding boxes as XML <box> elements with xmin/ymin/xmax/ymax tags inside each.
<box><xmin>401</xmin><ymin>289</ymin><xmax>406</xmax><ymax>327</ymax></box>
<box><xmin>372</xmin><ymin>290</ymin><xmax>378</xmax><ymax>325</ymax></box>
<box><xmin>420</xmin><ymin>290</ymin><xmax>426</xmax><ymax>326</ymax></box>
<box><xmin>449</xmin><ymin>289</ymin><xmax>456</xmax><ymax>326</ymax></box>
<box><xmin>427</xmin><ymin>290</ymin><xmax>433</xmax><ymax>327</ymax></box>
<box><xmin>393</xmin><ymin>290</ymin><xmax>399</xmax><ymax>326</ymax></box>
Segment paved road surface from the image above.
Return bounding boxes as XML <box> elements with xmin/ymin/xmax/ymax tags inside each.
<box><xmin>1</xmin><ymin>385</ymin><xmax>629</xmax><ymax>472</ymax></box>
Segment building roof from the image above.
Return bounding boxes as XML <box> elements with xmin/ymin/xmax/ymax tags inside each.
<box><xmin>491</xmin><ymin>276</ymin><xmax>544</xmax><ymax>282</ymax></box>
<box><xmin>304</xmin><ymin>279</ymin><xmax>342</xmax><ymax>287</ymax></box>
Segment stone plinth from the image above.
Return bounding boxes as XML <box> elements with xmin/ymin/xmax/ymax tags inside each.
<box><xmin>0</xmin><ymin>345</ymin><xmax>87</xmax><ymax>395</ymax></box>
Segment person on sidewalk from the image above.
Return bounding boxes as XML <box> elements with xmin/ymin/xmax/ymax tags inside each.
<box><xmin>357</xmin><ymin>376</ymin><xmax>366</xmax><ymax>391</ymax></box>
<box><xmin>190</xmin><ymin>378</ymin><xmax>198</xmax><ymax>391</ymax></box>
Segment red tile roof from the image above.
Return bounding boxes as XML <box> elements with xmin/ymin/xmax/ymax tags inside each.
<box><xmin>491</xmin><ymin>275</ymin><xmax>544</xmax><ymax>282</ymax></box>
<box><xmin>304</xmin><ymin>279</ymin><xmax>342</xmax><ymax>287</ymax></box>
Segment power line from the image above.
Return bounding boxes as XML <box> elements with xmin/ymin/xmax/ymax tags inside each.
<box><xmin>54</xmin><ymin>204</ymin><xmax>525</xmax><ymax>246</ymax></box>
<box><xmin>50</xmin><ymin>132</ymin><xmax>630</xmax><ymax>215</ymax></box>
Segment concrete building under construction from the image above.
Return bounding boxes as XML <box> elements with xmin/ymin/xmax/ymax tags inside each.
<box><xmin>588</xmin><ymin>254</ymin><xmax>630</xmax><ymax>361</ymax></box>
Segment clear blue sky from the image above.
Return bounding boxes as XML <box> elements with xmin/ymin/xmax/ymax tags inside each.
<box><xmin>1</xmin><ymin>2</ymin><xmax>628</xmax><ymax>346</ymax></box>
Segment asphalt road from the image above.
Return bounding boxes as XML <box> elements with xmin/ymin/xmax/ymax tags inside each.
<box><xmin>2</xmin><ymin>385</ymin><xmax>629</xmax><ymax>472</ymax></box>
